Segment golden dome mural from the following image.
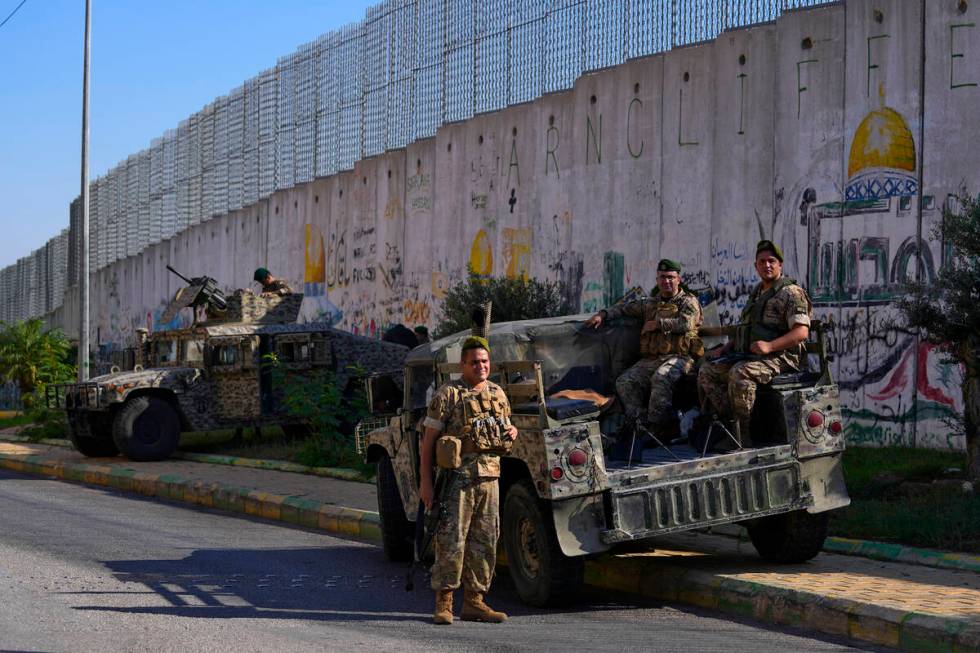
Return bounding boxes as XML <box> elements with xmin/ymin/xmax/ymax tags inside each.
<box><xmin>845</xmin><ymin>106</ymin><xmax>917</xmax><ymax>201</ymax></box>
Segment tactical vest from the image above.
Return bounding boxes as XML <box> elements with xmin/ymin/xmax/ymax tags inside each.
<box><xmin>640</xmin><ymin>298</ymin><xmax>704</xmax><ymax>359</ymax></box>
<box><xmin>734</xmin><ymin>277</ymin><xmax>799</xmax><ymax>353</ymax></box>
<box><xmin>458</xmin><ymin>387</ymin><xmax>513</xmax><ymax>455</ymax></box>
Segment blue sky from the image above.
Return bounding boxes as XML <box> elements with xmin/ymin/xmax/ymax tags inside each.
<box><xmin>0</xmin><ymin>0</ymin><xmax>377</xmax><ymax>269</ymax></box>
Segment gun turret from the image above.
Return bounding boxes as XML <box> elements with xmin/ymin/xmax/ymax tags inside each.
<box><xmin>159</xmin><ymin>265</ymin><xmax>228</xmax><ymax>324</ymax></box>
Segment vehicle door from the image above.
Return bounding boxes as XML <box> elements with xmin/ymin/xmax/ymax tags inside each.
<box><xmin>208</xmin><ymin>335</ymin><xmax>261</xmax><ymax>421</ymax></box>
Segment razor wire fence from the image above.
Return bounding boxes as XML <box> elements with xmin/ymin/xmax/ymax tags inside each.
<box><xmin>0</xmin><ymin>0</ymin><xmax>835</xmax><ymax>326</ymax></box>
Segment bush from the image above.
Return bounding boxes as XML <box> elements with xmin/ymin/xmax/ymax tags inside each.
<box><xmin>434</xmin><ymin>271</ymin><xmax>570</xmax><ymax>338</ymax></box>
<box><xmin>0</xmin><ymin>319</ymin><xmax>75</xmax><ymax>410</ymax></box>
<box><xmin>262</xmin><ymin>353</ymin><xmax>368</xmax><ymax>469</ymax></box>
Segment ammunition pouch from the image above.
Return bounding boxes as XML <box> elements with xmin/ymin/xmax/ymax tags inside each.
<box><xmin>436</xmin><ymin>435</ymin><xmax>462</xmax><ymax>470</ymax></box>
<box><xmin>640</xmin><ymin>302</ymin><xmax>703</xmax><ymax>359</ymax></box>
<box><xmin>461</xmin><ymin>393</ymin><xmax>514</xmax><ymax>455</ymax></box>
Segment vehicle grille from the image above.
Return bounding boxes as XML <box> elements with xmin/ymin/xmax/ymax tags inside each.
<box><xmin>354</xmin><ymin>416</ymin><xmax>391</xmax><ymax>454</ymax></box>
<box><xmin>45</xmin><ymin>383</ymin><xmax>102</xmax><ymax>410</ymax></box>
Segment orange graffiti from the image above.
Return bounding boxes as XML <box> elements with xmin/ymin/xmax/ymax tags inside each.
<box><xmin>469</xmin><ymin>229</ymin><xmax>493</xmax><ymax>276</ymax></box>
<box><xmin>502</xmin><ymin>227</ymin><xmax>531</xmax><ymax>280</ymax></box>
<box><xmin>403</xmin><ymin>299</ymin><xmax>430</xmax><ymax>324</ymax></box>
<box><xmin>304</xmin><ymin>224</ymin><xmax>325</xmax><ymax>283</ymax></box>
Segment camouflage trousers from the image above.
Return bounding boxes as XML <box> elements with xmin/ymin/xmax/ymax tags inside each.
<box><xmin>430</xmin><ymin>478</ymin><xmax>499</xmax><ymax>592</ymax></box>
<box><xmin>615</xmin><ymin>355</ymin><xmax>693</xmax><ymax>425</ymax></box>
<box><xmin>697</xmin><ymin>353</ymin><xmax>795</xmax><ymax>423</ymax></box>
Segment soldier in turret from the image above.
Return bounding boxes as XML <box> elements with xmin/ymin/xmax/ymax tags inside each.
<box><xmin>253</xmin><ymin>267</ymin><xmax>293</xmax><ymax>296</ymax></box>
<box><xmin>698</xmin><ymin>240</ymin><xmax>813</xmax><ymax>447</ymax></box>
<box><xmin>419</xmin><ymin>336</ymin><xmax>517</xmax><ymax>625</ymax></box>
<box><xmin>586</xmin><ymin>259</ymin><xmax>703</xmax><ymax>447</ymax></box>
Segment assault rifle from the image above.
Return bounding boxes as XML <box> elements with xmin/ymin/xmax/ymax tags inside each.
<box><xmin>405</xmin><ymin>468</ymin><xmax>460</xmax><ymax>591</ymax></box>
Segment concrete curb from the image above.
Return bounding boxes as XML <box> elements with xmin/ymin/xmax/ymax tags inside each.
<box><xmin>0</xmin><ymin>449</ymin><xmax>975</xmax><ymax>653</ymax></box>
<box><xmin>0</xmin><ymin>452</ymin><xmax>382</xmax><ymax>544</ymax></box>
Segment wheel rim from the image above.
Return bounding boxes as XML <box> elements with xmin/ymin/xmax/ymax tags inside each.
<box><xmin>134</xmin><ymin>413</ymin><xmax>164</xmax><ymax>445</ymax></box>
<box><xmin>516</xmin><ymin>514</ymin><xmax>541</xmax><ymax>580</ymax></box>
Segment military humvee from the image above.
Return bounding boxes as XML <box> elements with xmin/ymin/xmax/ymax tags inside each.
<box><xmin>48</xmin><ymin>288</ymin><xmax>408</xmax><ymax>462</ymax></box>
<box><xmin>361</xmin><ymin>312</ymin><xmax>850</xmax><ymax>607</ymax></box>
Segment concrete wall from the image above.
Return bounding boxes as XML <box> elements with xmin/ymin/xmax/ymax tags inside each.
<box><xmin>57</xmin><ymin>1</ymin><xmax>978</xmax><ymax>451</ymax></box>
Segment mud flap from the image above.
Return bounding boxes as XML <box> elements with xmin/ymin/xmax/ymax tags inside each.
<box><xmin>551</xmin><ymin>494</ymin><xmax>611</xmax><ymax>557</ymax></box>
<box><xmin>801</xmin><ymin>454</ymin><xmax>851</xmax><ymax>513</ymax></box>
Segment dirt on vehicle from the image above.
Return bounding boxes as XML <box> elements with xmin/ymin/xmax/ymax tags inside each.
<box><xmin>361</xmin><ymin>308</ymin><xmax>850</xmax><ymax>607</ymax></box>
<box><xmin>48</xmin><ymin>281</ymin><xmax>408</xmax><ymax>462</ymax></box>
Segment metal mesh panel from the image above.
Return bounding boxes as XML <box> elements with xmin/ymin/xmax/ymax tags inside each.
<box><xmin>227</xmin><ymin>86</ymin><xmax>245</xmax><ymax>210</ymax></box>
<box><xmin>336</xmin><ymin>23</ymin><xmax>364</xmax><ymax>170</ymax></box>
<box><xmin>213</xmin><ymin>97</ymin><xmax>230</xmax><ymax>216</ymax></box>
<box><xmin>258</xmin><ymin>69</ymin><xmax>277</xmax><ymax>198</ymax></box>
<box><xmin>509</xmin><ymin>0</ymin><xmax>546</xmax><ymax>104</ymax></box>
<box><xmin>316</xmin><ymin>32</ymin><xmax>339</xmax><ymax>177</ymax></box>
<box><xmin>725</xmin><ymin>0</ymin><xmax>780</xmax><ymax>28</ymax></box>
<box><xmin>100</xmin><ymin>174</ymin><xmax>115</xmax><ymax>267</ymax></box>
<box><xmin>363</xmin><ymin>4</ymin><xmax>391</xmax><ymax>157</ymax></box>
<box><xmin>443</xmin><ymin>1</ymin><xmax>473</xmax><ymax>123</ymax></box>
<box><xmin>276</xmin><ymin>55</ymin><xmax>295</xmax><ymax>191</ymax></box>
<box><xmin>544</xmin><ymin>0</ymin><xmax>584</xmax><ymax>93</ymax></box>
<box><xmin>585</xmin><ymin>0</ymin><xmax>626</xmax><ymax>71</ymax></box>
<box><xmin>294</xmin><ymin>44</ymin><xmax>316</xmax><ymax>183</ymax></box>
<box><xmin>626</xmin><ymin>0</ymin><xmax>672</xmax><ymax>58</ymax></box>
<box><xmin>199</xmin><ymin>104</ymin><xmax>216</xmax><ymax>221</ymax></box>
<box><xmin>161</xmin><ymin>130</ymin><xmax>178</xmax><ymax>240</ymax></box>
<box><xmin>474</xmin><ymin>1</ymin><xmax>507</xmax><ymax>114</ymax></box>
<box><xmin>149</xmin><ymin>138</ymin><xmax>164</xmax><ymax>244</ymax></box>
<box><xmin>387</xmin><ymin>1</ymin><xmax>416</xmax><ymax>149</ymax></box>
<box><xmin>413</xmin><ymin>0</ymin><xmax>443</xmax><ymax>139</ymax></box>
<box><xmin>675</xmin><ymin>0</ymin><xmax>723</xmax><ymax>46</ymax></box>
<box><xmin>137</xmin><ymin>150</ymin><xmax>151</xmax><ymax>248</ymax></box>
<box><xmin>126</xmin><ymin>155</ymin><xmax>140</xmax><ymax>257</ymax></box>
<box><xmin>243</xmin><ymin>77</ymin><xmax>261</xmax><ymax>206</ymax></box>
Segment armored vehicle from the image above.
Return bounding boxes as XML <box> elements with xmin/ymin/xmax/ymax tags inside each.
<box><xmin>48</xmin><ymin>286</ymin><xmax>408</xmax><ymax>462</ymax></box>
<box><xmin>361</xmin><ymin>312</ymin><xmax>849</xmax><ymax>607</ymax></box>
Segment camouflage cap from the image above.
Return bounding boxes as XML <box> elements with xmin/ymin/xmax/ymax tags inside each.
<box><xmin>414</xmin><ymin>325</ymin><xmax>429</xmax><ymax>335</ymax></box>
<box><xmin>755</xmin><ymin>240</ymin><xmax>784</xmax><ymax>262</ymax></box>
<box><xmin>657</xmin><ymin>259</ymin><xmax>682</xmax><ymax>273</ymax></box>
<box><xmin>253</xmin><ymin>267</ymin><xmax>271</xmax><ymax>282</ymax></box>
<box><xmin>461</xmin><ymin>335</ymin><xmax>490</xmax><ymax>353</ymax></box>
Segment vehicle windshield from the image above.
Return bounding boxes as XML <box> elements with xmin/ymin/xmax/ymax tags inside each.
<box><xmin>154</xmin><ymin>340</ymin><xmax>178</xmax><ymax>364</ymax></box>
<box><xmin>183</xmin><ymin>339</ymin><xmax>206</xmax><ymax>363</ymax></box>
<box><xmin>408</xmin><ymin>364</ymin><xmax>434</xmax><ymax>410</ymax></box>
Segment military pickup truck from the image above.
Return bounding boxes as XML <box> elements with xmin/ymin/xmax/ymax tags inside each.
<box><xmin>361</xmin><ymin>312</ymin><xmax>849</xmax><ymax>607</ymax></box>
<box><xmin>48</xmin><ymin>285</ymin><xmax>408</xmax><ymax>462</ymax></box>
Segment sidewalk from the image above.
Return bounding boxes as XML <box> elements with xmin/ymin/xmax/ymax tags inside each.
<box><xmin>0</xmin><ymin>441</ymin><xmax>977</xmax><ymax>653</ymax></box>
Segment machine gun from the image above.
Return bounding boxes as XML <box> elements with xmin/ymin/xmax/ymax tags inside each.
<box><xmin>159</xmin><ymin>265</ymin><xmax>229</xmax><ymax>323</ymax></box>
<box><xmin>405</xmin><ymin>468</ymin><xmax>460</xmax><ymax>591</ymax></box>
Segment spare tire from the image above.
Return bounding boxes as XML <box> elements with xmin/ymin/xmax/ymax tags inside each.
<box><xmin>112</xmin><ymin>396</ymin><xmax>181</xmax><ymax>461</ymax></box>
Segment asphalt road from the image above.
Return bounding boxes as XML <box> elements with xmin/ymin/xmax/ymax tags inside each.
<box><xmin>0</xmin><ymin>469</ymin><xmax>885</xmax><ymax>653</ymax></box>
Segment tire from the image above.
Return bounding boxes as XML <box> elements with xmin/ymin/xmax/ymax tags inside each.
<box><xmin>376</xmin><ymin>453</ymin><xmax>414</xmax><ymax>562</ymax></box>
<box><xmin>68</xmin><ymin>416</ymin><xmax>119</xmax><ymax>457</ymax></box>
<box><xmin>746</xmin><ymin>510</ymin><xmax>829</xmax><ymax>564</ymax></box>
<box><xmin>112</xmin><ymin>396</ymin><xmax>181</xmax><ymax>462</ymax></box>
<box><xmin>502</xmin><ymin>480</ymin><xmax>584</xmax><ymax>607</ymax></box>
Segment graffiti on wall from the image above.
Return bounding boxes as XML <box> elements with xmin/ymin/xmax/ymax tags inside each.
<box><xmin>298</xmin><ymin>224</ymin><xmax>343</xmax><ymax>326</ymax></box>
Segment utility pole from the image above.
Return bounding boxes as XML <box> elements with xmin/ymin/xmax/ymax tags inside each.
<box><xmin>79</xmin><ymin>0</ymin><xmax>91</xmax><ymax>381</ymax></box>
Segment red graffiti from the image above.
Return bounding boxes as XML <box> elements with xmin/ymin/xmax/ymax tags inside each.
<box><xmin>867</xmin><ymin>342</ymin><xmax>955</xmax><ymax>407</ymax></box>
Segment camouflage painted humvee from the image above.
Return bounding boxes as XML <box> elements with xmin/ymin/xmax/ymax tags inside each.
<box><xmin>361</xmin><ymin>313</ymin><xmax>850</xmax><ymax>607</ymax></box>
<box><xmin>48</xmin><ymin>290</ymin><xmax>408</xmax><ymax>461</ymax></box>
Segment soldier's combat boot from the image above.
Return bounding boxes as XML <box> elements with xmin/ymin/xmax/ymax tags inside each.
<box><xmin>460</xmin><ymin>589</ymin><xmax>507</xmax><ymax>623</ymax></box>
<box><xmin>433</xmin><ymin>589</ymin><xmax>454</xmax><ymax>625</ymax></box>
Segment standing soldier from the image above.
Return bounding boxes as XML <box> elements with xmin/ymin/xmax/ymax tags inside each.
<box><xmin>698</xmin><ymin>240</ymin><xmax>812</xmax><ymax>447</ymax></box>
<box><xmin>585</xmin><ymin>259</ymin><xmax>703</xmax><ymax>447</ymax></box>
<box><xmin>419</xmin><ymin>336</ymin><xmax>518</xmax><ymax>625</ymax></box>
<box><xmin>253</xmin><ymin>267</ymin><xmax>293</xmax><ymax>296</ymax></box>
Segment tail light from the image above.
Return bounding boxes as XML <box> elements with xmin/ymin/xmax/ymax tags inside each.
<box><xmin>550</xmin><ymin>467</ymin><xmax>564</xmax><ymax>481</ymax></box>
<box><xmin>806</xmin><ymin>411</ymin><xmax>824</xmax><ymax>428</ymax></box>
<box><xmin>829</xmin><ymin>420</ymin><xmax>842</xmax><ymax>434</ymax></box>
<box><xmin>567</xmin><ymin>448</ymin><xmax>588</xmax><ymax>467</ymax></box>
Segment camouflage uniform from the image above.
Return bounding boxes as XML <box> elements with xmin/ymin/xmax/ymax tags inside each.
<box><xmin>422</xmin><ymin>379</ymin><xmax>512</xmax><ymax>592</ymax></box>
<box><xmin>261</xmin><ymin>279</ymin><xmax>293</xmax><ymax>296</ymax></box>
<box><xmin>604</xmin><ymin>290</ymin><xmax>703</xmax><ymax>426</ymax></box>
<box><xmin>698</xmin><ymin>278</ymin><xmax>812</xmax><ymax>430</ymax></box>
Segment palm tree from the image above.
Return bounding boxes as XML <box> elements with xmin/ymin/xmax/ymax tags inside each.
<box><xmin>0</xmin><ymin>319</ymin><xmax>75</xmax><ymax>408</ymax></box>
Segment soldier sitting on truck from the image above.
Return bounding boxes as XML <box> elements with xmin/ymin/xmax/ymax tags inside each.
<box><xmin>585</xmin><ymin>259</ymin><xmax>703</xmax><ymax>452</ymax></box>
<box><xmin>698</xmin><ymin>240</ymin><xmax>813</xmax><ymax>448</ymax></box>
<box><xmin>253</xmin><ymin>267</ymin><xmax>293</xmax><ymax>296</ymax></box>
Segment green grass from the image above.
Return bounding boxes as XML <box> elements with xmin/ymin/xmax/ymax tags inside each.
<box><xmin>178</xmin><ymin>426</ymin><xmax>374</xmax><ymax>476</ymax></box>
<box><xmin>831</xmin><ymin>446</ymin><xmax>978</xmax><ymax>553</ymax></box>
<box><xmin>0</xmin><ymin>413</ymin><xmax>31</xmax><ymax>430</ymax></box>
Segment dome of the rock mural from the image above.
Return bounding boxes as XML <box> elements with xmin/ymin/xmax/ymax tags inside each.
<box><xmin>845</xmin><ymin>106</ymin><xmax>917</xmax><ymax>201</ymax></box>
